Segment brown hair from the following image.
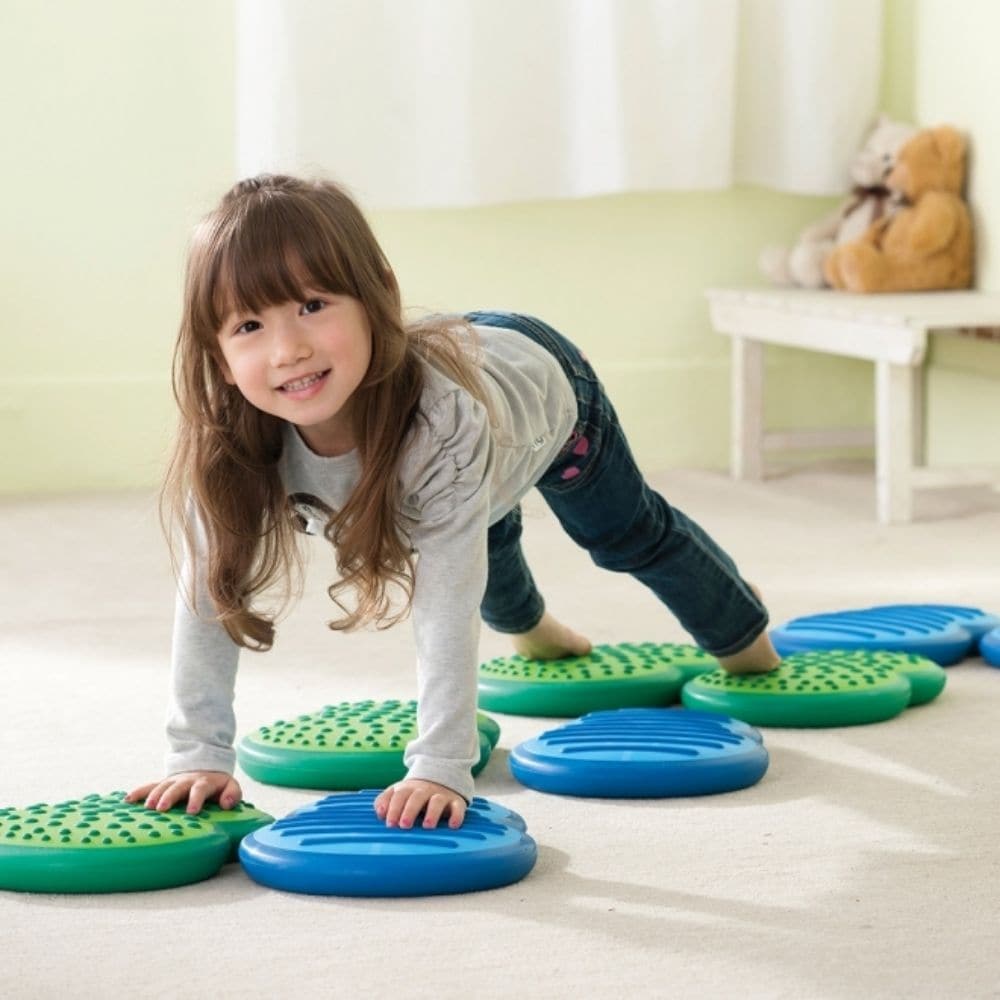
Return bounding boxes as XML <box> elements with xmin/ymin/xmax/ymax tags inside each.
<box><xmin>166</xmin><ymin>174</ymin><xmax>488</xmax><ymax>648</ymax></box>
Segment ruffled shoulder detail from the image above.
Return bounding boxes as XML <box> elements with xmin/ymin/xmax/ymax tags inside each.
<box><xmin>397</xmin><ymin>365</ymin><xmax>493</xmax><ymax>528</ymax></box>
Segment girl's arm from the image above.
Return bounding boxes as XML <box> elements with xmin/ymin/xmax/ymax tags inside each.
<box><xmin>162</xmin><ymin>584</ymin><xmax>241</xmax><ymax>777</ymax></box>
<box><xmin>127</xmin><ymin>544</ymin><xmax>243</xmax><ymax>811</ymax></box>
<box><xmin>376</xmin><ymin>390</ymin><xmax>494</xmax><ymax>828</ymax></box>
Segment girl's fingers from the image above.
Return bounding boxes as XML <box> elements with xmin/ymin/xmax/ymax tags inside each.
<box><xmin>375</xmin><ymin>782</ymin><xmax>467</xmax><ymax>829</ymax></box>
<box><xmin>142</xmin><ymin>780</ymin><xmax>168</xmax><ymax>810</ymax></box>
<box><xmin>220</xmin><ymin>779</ymin><xmax>243</xmax><ymax>810</ymax></box>
<box><xmin>382</xmin><ymin>785</ymin><xmax>403</xmax><ymax>826</ymax></box>
<box><xmin>124</xmin><ymin>783</ymin><xmax>157</xmax><ymax>804</ymax></box>
<box><xmin>184</xmin><ymin>774</ymin><xmax>230</xmax><ymax>813</ymax></box>
<box><xmin>184</xmin><ymin>779</ymin><xmax>209</xmax><ymax>814</ymax></box>
<box><xmin>398</xmin><ymin>790</ymin><xmax>429</xmax><ymax>829</ymax></box>
<box><xmin>420</xmin><ymin>794</ymin><xmax>465</xmax><ymax>829</ymax></box>
<box><xmin>384</xmin><ymin>786</ymin><xmax>410</xmax><ymax>828</ymax></box>
<box><xmin>420</xmin><ymin>795</ymin><xmax>446</xmax><ymax>829</ymax></box>
<box><xmin>153</xmin><ymin>781</ymin><xmax>185</xmax><ymax>811</ymax></box>
<box><xmin>129</xmin><ymin>773</ymin><xmax>238</xmax><ymax>813</ymax></box>
<box><xmin>373</xmin><ymin>788</ymin><xmax>391</xmax><ymax>819</ymax></box>
<box><xmin>445</xmin><ymin>797</ymin><xmax>466</xmax><ymax>830</ymax></box>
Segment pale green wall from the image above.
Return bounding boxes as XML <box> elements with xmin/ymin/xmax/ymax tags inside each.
<box><xmin>373</xmin><ymin>190</ymin><xmax>866</xmax><ymax>471</ymax></box>
<box><xmin>0</xmin><ymin>1</ymin><xmax>235</xmax><ymax>493</ymax></box>
<box><xmin>912</xmin><ymin>0</ymin><xmax>1000</xmax><ymax>465</ymax></box>
<box><xmin>4</xmin><ymin>0</ymin><xmax>964</xmax><ymax>495</ymax></box>
<box><xmin>880</xmin><ymin>0</ymin><xmax>916</xmax><ymax>123</ymax></box>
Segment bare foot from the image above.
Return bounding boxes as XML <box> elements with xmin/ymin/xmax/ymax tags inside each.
<box><xmin>716</xmin><ymin>626</ymin><xmax>781</xmax><ymax>675</ymax></box>
<box><xmin>712</xmin><ymin>582</ymin><xmax>781</xmax><ymax>675</ymax></box>
<box><xmin>512</xmin><ymin>612</ymin><xmax>593</xmax><ymax>660</ymax></box>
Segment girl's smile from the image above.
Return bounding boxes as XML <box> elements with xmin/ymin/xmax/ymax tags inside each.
<box><xmin>216</xmin><ymin>294</ymin><xmax>372</xmax><ymax>456</ymax></box>
<box><xmin>276</xmin><ymin>368</ymin><xmax>331</xmax><ymax>397</ymax></box>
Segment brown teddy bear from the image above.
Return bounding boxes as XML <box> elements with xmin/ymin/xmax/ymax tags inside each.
<box><xmin>824</xmin><ymin>125</ymin><xmax>973</xmax><ymax>293</ymax></box>
<box><xmin>759</xmin><ymin>115</ymin><xmax>916</xmax><ymax>288</ymax></box>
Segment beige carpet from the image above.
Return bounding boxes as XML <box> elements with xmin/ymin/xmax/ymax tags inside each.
<box><xmin>3</xmin><ymin>464</ymin><xmax>1000</xmax><ymax>999</ymax></box>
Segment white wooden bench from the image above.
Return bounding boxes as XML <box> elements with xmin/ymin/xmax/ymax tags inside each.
<box><xmin>705</xmin><ymin>287</ymin><xmax>1000</xmax><ymax>523</ymax></box>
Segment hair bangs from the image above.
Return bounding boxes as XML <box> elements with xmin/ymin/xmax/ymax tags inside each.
<box><xmin>200</xmin><ymin>194</ymin><xmax>361</xmax><ymax>337</ymax></box>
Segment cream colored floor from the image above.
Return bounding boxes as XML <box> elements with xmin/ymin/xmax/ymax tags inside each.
<box><xmin>3</xmin><ymin>464</ymin><xmax>1000</xmax><ymax>1000</ymax></box>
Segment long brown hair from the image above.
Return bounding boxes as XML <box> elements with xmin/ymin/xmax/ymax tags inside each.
<box><xmin>166</xmin><ymin>174</ymin><xmax>488</xmax><ymax>649</ymax></box>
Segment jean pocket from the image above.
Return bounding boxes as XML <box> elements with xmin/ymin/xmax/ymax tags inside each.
<box><xmin>538</xmin><ymin>415</ymin><xmax>607</xmax><ymax>494</ymax></box>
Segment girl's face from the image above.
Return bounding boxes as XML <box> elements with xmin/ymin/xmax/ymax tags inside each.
<box><xmin>216</xmin><ymin>291</ymin><xmax>373</xmax><ymax>456</ymax></box>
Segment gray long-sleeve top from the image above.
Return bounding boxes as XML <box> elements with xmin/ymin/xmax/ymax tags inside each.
<box><xmin>165</xmin><ymin>324</ymin><xmax>577</xmax><ymax>801</ymax></box>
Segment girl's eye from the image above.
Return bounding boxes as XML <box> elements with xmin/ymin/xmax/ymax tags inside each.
<box><xmin>235</xmin><ymin>319</ymin><xmax>261</xmax><ymax>335</ymax></box>
<box><xmin>302</xmin><ymin>299</ymin><xmax>325</xmax><ymax>315</ymax></box>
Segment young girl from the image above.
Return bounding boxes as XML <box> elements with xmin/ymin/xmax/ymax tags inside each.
<box><xmin>127</xmin><ymin>174</ymin><xmax>779</xmax><ymax>830</ymax></box>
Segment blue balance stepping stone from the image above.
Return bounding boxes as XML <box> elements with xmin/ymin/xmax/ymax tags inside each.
<box><xmin>982</xmin><ymin>627</ymin><xmax>1000</xmax><ymax>668</ymax></box>
<box><xmin>771</xmin><ymin>604</ymin><xmax>1000</xmax><ymax>666</ymax></box>
<box><xmin>509</xmin><ymin>708</ymin><xmax>769</xmax><ymax>798</ymax></box>
<box><xmin>239</xmin><ymin>790</ymin><xmax>537</xmax><ymax>897</ymax></box>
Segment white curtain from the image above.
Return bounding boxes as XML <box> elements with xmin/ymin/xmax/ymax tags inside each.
<box><xmin>237</xmin><ymin>0</ymin><xmax>883</xmax><ymax>209</ymax></box>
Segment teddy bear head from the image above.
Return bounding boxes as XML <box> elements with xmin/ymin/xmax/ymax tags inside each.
<box><xmin>850</xmin><ymin>114</ymin><xmax>917</xmax><ymax>187</ymax></box>
<box><xmin>886</xmin><ymin>125</ymin><xmax>967</xmax><ymax>201</ymax></box>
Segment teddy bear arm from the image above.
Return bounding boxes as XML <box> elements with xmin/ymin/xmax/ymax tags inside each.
<box><xmin>892</xmin><ymin>193</ymin><xmax>961</xmax><ymax>256</ymax></box>
<box><xmin>824</xmin><ymin>241</ymin><xmax>889</xmax><ymax>293</ymax></box>
<box><xmin>797</xmin><ymin>208</ymin><xmax>843</xmax><ymax>244</ymax></box>
<box><xmin>788</xmin><ymin>238</ymin><xmax>835</xmax><ymax>288</ymax></box>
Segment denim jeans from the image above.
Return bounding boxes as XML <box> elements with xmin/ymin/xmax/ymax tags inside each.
<box><xmin>466</xmin><ymin>310</ymin><xmax>768</xmax><ymax>658</ymax></box>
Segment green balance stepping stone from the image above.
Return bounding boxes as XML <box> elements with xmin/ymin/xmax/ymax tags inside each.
<box><xmin>0</xmin><ymin>792</ymin><xmax>273</xmax><ymax>894</ymax></box>
<box><xmin>237</xmin><ymin>699</ymin><xmax>500</xmax><ymax>789</ymax></box>
<box><xmin>196</xmin><ymin>801</ymin><xmax>276</xmax><ymax>861</ymax></box>
<box><xmin>681</xmin><ymin>649</ymin><xmax>947</xmax><ymax>727</ymax></box>
<box><xmin>478</xmin><ymin>642</ymin><xmax>715</xmax><ymax>717</ymax></box>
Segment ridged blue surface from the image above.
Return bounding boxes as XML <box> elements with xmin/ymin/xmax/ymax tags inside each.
<box><xmin>509</xmin><ymin>708</ymin><xmax>769</xmax><ymax>798</ymax></box>
<box><xmin>239</xmin><ymin>791</ymin><xmax>536</xmax><ymax>897</ymax></box>
<box><xmin>771</xmin><ymin>604</ymin><xmax>1000</xmax><ymax>665</ymax></box>
<box><xmin>982</xmin><ymin>627</ymin><xmax>1000</xmax><ymax>668</ymax></box>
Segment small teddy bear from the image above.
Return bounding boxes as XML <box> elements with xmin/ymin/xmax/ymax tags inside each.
<box><xmin>824</xmin><ymin>125</ymin><xmax>973</xmax><ymax>293</ymax></box>
<box><xmin>759</xmin><ymin>115</ymin><xmax>917</xmax><ymax>288</ymax></box>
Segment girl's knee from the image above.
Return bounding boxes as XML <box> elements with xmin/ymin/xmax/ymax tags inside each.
<box><xmin>586</xmin><ymin>513</ymin><xmax>673</xmax><ymax>574</ymax></box>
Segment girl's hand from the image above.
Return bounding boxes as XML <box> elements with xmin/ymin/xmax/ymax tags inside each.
<box><xmin>125</xmin><ymin>771</ymin><xmax>243</xmax><ymax>815</ymax></box>
<box><xmin>374</xmin><ymin>779</ymin><xmax>467</xmax><ymax>830</ymax></box>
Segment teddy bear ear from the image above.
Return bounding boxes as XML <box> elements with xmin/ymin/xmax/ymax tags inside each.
<box><xmin>931</xmin><ymin>126</ymin><xmax>966</xmax><ymax>165</ymax></box>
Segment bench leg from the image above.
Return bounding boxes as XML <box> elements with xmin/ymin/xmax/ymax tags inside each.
<box><xmin>875</xmin><ymin>360</ymin><xmax>916</xmax><ymax>523</ymax></box>
<box><xmin>731</xmin><ymin>337</ymin><xmax>764</xmax><ymax>480</ymax></box>
<box><xmin>911</xmin><ymin>364</ymin><xmax>926</xmax><ymax>466</ymax></box>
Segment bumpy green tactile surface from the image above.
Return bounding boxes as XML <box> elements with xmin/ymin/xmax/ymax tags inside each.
<box><xmin>0</xmin><ymin>792</ymin><xmax>272</xmax><ymax>894</ymax></box>
<box><xmin>681</xmin><ymin>650</ymin><xmax>946</xmax><ymax>727</ymax></box>
<box><xmin>195</xmin><ymin>801</ymin><xmax>276</xmax><ymax>861</ymax></box>
<box><xmin>477</xmin><ymin>642</ymin><xmax>712</xmax><ymax>717</ymax></box>
<box><xmin>237</xmin><ymin>700</ymin><xmax>500</xmax><ymax>789</ymax></box>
